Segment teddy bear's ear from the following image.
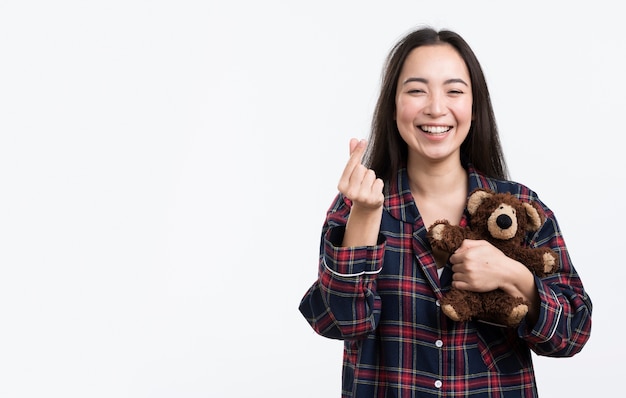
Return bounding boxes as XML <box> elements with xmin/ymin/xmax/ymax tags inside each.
<box><xmin>467</xmin><ymin>189</ymin><xmax>492</xmax><ymax>215</ymax></box>
<box><xmin>523</xmin><ymin>202</ymin><xmax>546</xmax><ymax>231</ymax></box>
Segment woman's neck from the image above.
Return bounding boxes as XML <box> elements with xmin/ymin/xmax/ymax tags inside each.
<box><xmin>407</xmin><ymin>156</ymin><xmax>469</xmax><ymax>228</ymax></box>
<box><xmin>407</xmin><ymin>157</ymin><xmax>467</xmax><ymax>199</ymax></box>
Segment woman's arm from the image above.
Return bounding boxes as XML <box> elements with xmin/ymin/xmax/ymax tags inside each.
<box><xmin>298</xmin><ymin>195</ymin><xmax>385</xmax><ymax>340</ymax></box>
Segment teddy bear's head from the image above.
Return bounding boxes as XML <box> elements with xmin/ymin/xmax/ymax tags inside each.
<box><xmin>467</xmin><ymin>188</ymin><xmax>545</xmax><ymax>242</ymax></box>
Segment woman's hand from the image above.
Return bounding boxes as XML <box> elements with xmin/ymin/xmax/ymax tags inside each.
<box><xmin>449</xmin><ymin>239</ymin><xmax>540</xmax><ymax>323</ymax></box>
<box><xmin>448</xmin><ymin>239</ymin><xmax>511</xmax><ymax>292</ymax></box>
<box><xmin>337</xmin><ymin>138</ymin><xmax>384</xmax><ymax>210</ymax></box>
<box><xmin>338</xmin><ymin>138</ymin><xmax>384</xmax><ymax>247</ymax></box>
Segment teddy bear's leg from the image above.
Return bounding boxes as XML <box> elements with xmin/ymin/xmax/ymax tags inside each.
<box><xmin>507</xmin><ymin>302</ymin><xmax>529</xmax><ymax>326</ymax></box>
<box><xmin>479</xmin><ymin>291</ymin><xmax>528</xmax><ymax>327</ymax></box>
<box><xmin>440</xmin><ymin>289</ymin><xmax>482</xmax><ymax>322</ymax></box>
<box><xmin>441</xmin><ymin>304</ymin><xmax>460</xmax><ymax>321</ymax></box>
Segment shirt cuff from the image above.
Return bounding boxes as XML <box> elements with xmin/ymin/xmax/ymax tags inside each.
<box><xmin>518</xmin><ymin>276</ymin><xmax>562</xmax><ymax>342</ymax></box>
<box><xmin>323</xmin><ymin>226</ymin><xmax>385</xmax><ymax>277</ymax></box>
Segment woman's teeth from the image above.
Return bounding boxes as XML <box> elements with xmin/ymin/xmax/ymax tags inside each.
<box><xmin>420</xmin><ymin>126</ymin><xmax>450</xmax><ymax>134</ymax></box>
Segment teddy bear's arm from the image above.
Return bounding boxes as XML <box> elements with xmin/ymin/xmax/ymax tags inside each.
<box><xmin>508</xmin><ymin>247</ymin><xmax>559</xmax><ymax>277</ymax></box>
<box><xmin>427</xmin><ymin>220</ymin><xmax>467</xmax><ymax>254</ymax></box>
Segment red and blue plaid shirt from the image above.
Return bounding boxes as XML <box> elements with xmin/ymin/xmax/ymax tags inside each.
<box><xmin>299</xmin><ymin>166</ymin><xmax>592</xmax><ymax>397</ymax></box>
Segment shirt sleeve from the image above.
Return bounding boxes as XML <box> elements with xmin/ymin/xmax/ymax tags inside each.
<box><xmin>298</xmin><ymin>194</ymin><xmax>386</xmax><ymax>340</ymax></box>
<box><xmin>516</xmin><ymin>204</ymin><xmax>593</xmax><ymax>357</ymax></box>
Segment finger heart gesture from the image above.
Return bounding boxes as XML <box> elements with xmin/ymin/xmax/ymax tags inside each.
<box><xmin>337</xmin><ymin>138</ymin><xmax>385</xmax><ymax>210</ymax></box>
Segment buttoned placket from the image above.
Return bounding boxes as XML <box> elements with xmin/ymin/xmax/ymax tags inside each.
<box><xmin>434</xmin><ymin>298</ymin><xmax>444</xmax><ymax>391</ymax></box>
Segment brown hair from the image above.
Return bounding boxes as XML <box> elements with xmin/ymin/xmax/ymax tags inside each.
<box><xmin>365</xmin><ymin>27</ymin><xmax>508</xmax><ymax>185</ymax></box>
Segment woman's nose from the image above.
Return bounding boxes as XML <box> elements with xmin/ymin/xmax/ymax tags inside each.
<box><xmin>425</xmin><ymin>93</ymin><xmax>446</xmax><ymax>116</ymax></box>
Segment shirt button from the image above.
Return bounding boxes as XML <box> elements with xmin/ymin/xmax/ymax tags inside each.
<box><xmin>434</xmin><ymin>380</ymin><xmax>442</xmax><ymax>389</ymax></box>
<box><xmin>435</xmin><ymin>339</ymin><xmax>443</xmax><ymax>348</ymax></box>
<box><xmin>435</xmin><ymin>299</ymin><xmax>441</xmax><ymax>307</ymax></box>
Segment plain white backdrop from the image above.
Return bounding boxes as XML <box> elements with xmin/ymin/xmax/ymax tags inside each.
<box><xmin>0</xmin><ymin>1</ymin><xmax>622</xmax><ymax>397</ymax></box>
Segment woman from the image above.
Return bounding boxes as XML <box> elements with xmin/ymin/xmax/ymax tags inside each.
<box><xmin>299</xmin><ymin>27</ymin><xmax>592</xmax><ymax>397</ymax></box>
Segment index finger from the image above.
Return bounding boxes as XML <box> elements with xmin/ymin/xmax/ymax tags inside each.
<box><xmin>348</xmin><ymin>138</ymin><xmax>367</xmax><ymax>163</ymax></box>
<box><xmin>348</xmin><ymin>138</ymin><xmax>361</xmax><ymax>155</ymax></box>
<box><xmin>341</xmin><ymin>138</ymin><xmax>367</xmax><ymax>177</ymax></box>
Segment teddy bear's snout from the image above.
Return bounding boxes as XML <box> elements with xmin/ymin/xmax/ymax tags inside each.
<box><xmin>496</xmin><ymin>214</ymin><xmax>512</xmax><ymax>229</ymax></box>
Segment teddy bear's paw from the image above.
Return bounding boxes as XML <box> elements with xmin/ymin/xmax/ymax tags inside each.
<box><xmin>429</xmin><ymin>223</ymin><xmax>446</xmax><ymax>241</ymax></box>
<box><xmin>542</xmin><ymin>252</ymin><xmax>558</xmax><ymax>274</ymax></box>
<box><xmin>507</xmin><ymin>303</ymin><xmax>529</xmax><ymax>326</ymax></box>
<box><xmin>441</xmin><ymin>304</ymin><xmax>462</xmax><ymax>322</ymax></box>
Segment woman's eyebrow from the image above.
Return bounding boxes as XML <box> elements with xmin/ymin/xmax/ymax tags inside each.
<box><xmin>403</xmin><ymin>77</ymin><xmax>469</xmax><ymax>86</ymax></box>
<box><xmin>403</xmin><ymin>77</ymin><xmax>428</xmax><ymax>85</ymax></box>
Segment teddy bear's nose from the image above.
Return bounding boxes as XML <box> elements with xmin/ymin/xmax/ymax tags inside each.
<box><xmin>496</xmin><ymin>214</ymin><xmax>512</xmax><ymax>229</ymax></box>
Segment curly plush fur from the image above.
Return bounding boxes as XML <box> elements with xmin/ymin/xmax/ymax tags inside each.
<box><xmin>427</xmin><ymin>188</ymin><xmax>559</xmax><ymax>327</ymax></box>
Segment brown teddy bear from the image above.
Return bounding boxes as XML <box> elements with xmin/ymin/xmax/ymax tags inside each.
<box><xmin>427</xmin><ymin>188</ymin><xmax>559</xmax><ymax>327</ymax></box>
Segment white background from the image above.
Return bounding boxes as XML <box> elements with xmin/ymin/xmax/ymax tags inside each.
<box><xmin>0</xmin><ymin>1</ymin><xmax>622</xmax><ymax>397</ymax></box>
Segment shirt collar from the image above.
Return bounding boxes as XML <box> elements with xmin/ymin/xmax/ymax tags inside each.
<box><xmin>385</xmin><ymin>164</ymin><xmax>489</xmax><ymax>224</ymax></box>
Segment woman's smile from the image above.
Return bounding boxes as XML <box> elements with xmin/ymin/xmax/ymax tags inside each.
<box><xmin>419</xmin><ymin>125</ymin><xmax>452</xmax><ymax>135</ymax></box>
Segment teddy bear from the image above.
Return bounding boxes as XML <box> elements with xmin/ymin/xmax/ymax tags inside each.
<box><xmin>426</xmin><ymin>188</ymin><xmax>559</xmax><ymax>327</ymax></box>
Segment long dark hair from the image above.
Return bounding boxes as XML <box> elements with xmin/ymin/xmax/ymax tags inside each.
<box><xmin>365</xmin><ymin>27</ymin><xmax>508</xmax><ymax>185</ymax></box>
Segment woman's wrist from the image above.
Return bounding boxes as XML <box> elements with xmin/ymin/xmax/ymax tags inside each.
<box><xmin>500</xmin><ymin>258</ymin><xmax>541</xmax><ymax>322</ymax></box>
<box><xmin>342</xmin><ymin>205</ymin><xmax>383</xmax><ymax>247</ymax></box>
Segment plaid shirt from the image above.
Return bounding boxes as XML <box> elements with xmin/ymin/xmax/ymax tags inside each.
<box><xmin>299</xmin><ymin>166</ymin><xmax>592</xmax><ymax>397</ymax></box>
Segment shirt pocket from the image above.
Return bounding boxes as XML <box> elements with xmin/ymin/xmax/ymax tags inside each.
<box><xmin>475</xmin><ymin>322</ymin><xmax>532</xmax><ymax>374</ymax></box>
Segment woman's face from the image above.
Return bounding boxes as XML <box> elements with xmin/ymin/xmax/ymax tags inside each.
<box><xmin>395</xmin><ymin>43</ymin><xmax>473</xmax><ymax>165</ymax></box>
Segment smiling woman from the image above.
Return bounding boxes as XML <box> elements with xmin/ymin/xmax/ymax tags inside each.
<box><xmin>2</xmin><ymin>1</ymin><xmax>619</xmax><ymax>396</ymax></box>
<box><xmin>298</xmin><ymin>26</ymin><xmax>592</xmax><ymax>398</ymax></box>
